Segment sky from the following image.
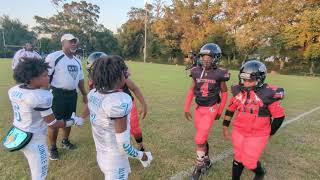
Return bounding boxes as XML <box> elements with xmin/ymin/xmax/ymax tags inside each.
<box><xmin>0</xmin><ymin>0</ymin><xmax>163</xmax><ymax>33</ymax></box>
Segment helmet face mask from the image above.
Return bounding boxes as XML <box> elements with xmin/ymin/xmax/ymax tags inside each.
<box><xmin>239</xmin><ymin>73</ymin><xmax>259</xmax><ymax>87</ymax></box>
<box><xmin>239</xmin><ymin>72</ymin><xmax>252</xmax><ymax>80</ymax></box>
<box><xmin>212</xmin><ymin>53</ymin><xmax>221</xmax><ymax>66</ymax></box>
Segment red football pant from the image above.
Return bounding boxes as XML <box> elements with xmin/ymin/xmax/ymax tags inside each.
<box><xmin>194</xmin><ymin>104</ymin><xmax>218</xmax><ymax>145</ymax></box>
<box><xmin>130</xmin><ymin>100</ymin><xmax>142</xmax><ymax>137</ymax></box>
<box><xmin>232</xmin><ymin>128</ymin><xmax>269</xmax><ymax>169</ymax></box>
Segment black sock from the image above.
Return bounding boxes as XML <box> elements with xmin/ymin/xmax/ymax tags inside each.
<box><xmin>62</xmin><ymin>138</ymin><xmax>69</xmax><ymax>143</ymax></box>
<box><xmin>252</xmin><ymin>161</ymin><xmax>265</xmax><ymax>176</ymax></box>
<box><xmin>135</xmin><ymin>137</ymin><xmax>143</xmax><ymax>143</ymax></box>
<box><xmin>205</xmin><ymin>141</ymin><xmax>209</xmax><ymax>156</ymax></box>
<box><xmin>51</xmin><ymin>144</ymin><xmax>57</xmax><ymax>150</ymax></box>
<box><xmin>232</xmin><ymin>160</ymin><xmax>244</xmax><ymax>180</ymax></box>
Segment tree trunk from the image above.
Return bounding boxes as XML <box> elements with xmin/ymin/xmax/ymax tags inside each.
<box><xmin>241</xmin><ymin>54</ymin><xmax>248</xmax><ymax>65</ymax></box>
<box><xmin>279</xmin><ymin>58</ymin><xmax>285</xmax><ymax>70</ymax></box>
<box><xmin>309</xmin><ymin>60</ymin><xmax>315</xmax><ymax>75</ymax></box>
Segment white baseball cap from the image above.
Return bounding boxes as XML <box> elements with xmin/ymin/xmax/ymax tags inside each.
<box><xmin>60</xmin><ymin>33</ymin><xmax>79</xmax><ymax>43</ymax></box>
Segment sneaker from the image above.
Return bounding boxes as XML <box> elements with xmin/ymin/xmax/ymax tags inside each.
<box><xmin>61</xmin><ymin>139</ymin><xmax>77</xmax><ymax>150</ymax></box>
<box><xmin>204</xmin><ymin>157</ymin><xmax>212</xmax><ymax>170</ymax></box>
<box><xmin>49</xmin><ymin>147</ymin><xmax>59</xmax><ymax>160</ymax></box>
<box><xmin>189</xmin><ymin>163</ymin><xmax>206</xmax><ymax>180</ymax></box>
<box><xmin>253</xmin><ymin>167</ymin><xmax>266</xmax><ymax>180</ymax></box>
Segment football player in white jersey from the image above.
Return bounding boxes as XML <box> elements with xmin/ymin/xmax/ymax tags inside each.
<box><xmin>87</xmin><ymin>55</ymin><xmax>152</xmax><ymax>180</ymax></box>
<box><xmin>4</xmin><ymin>59</ymin><xmax>84</xmax><ymax>180</ymax></box>
<box><xmin>12</xmin><ymin>43</ymin><xmax>42</xmax><ymax>70</ymax></box>
<box><xmin>85</xmin><ymin>52</ymin><xmax>148</xmax><ymax>151</ymax></box>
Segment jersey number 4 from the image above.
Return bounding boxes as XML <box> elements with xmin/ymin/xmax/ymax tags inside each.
<box><xmin>201</xmin><ymin>82</ymin><xmax>209</xmax><ymax>97</ymax></box>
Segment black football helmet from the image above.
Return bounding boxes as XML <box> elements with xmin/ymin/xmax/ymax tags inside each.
<box><xmin>198</xmin><ymin>43</ymin><xmax>222</xmax><ymax>68</ymax></box>
<box><xmin>239</xmin><ymin>60</ymin><xmax>267</xmax><ymax>88</ymax></box>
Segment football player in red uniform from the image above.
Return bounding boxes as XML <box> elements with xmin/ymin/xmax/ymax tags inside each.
<box><xmin>184</xmin><ymin>43</ymin><xmax>230</xmax><ymax>179</ymax></box>
<box><xmin>222</xmin><ymin>60</ymin><xmax>285</xmax><ymax>180</ymax></box>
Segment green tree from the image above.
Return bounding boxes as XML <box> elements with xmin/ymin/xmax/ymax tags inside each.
<box><xmin>117</xmin><ymin>6</ymin><xmax>154</xmax><ymax>59</ymax></box>
<box><xmin>34</xmin><ymin>1</ymin><xmax>119</xmax><ymax>54</ymax></box>
<box><xmin>0</xmin><ymin>15</ymin><xmax>37</xmax><ymax>57</ymax></box>
<box><xmin>282</xmin><ymin>7</ymin><xmax>320</xmax><ymax>74</ymax></box>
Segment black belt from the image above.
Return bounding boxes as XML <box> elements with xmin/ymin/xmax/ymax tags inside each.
<box><xmin>51</xmin><ymin>86</ymin><xmax>76</xmax><ymax>93</ymax></box>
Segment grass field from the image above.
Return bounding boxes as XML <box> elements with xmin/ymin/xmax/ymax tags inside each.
<box><xmin>1</xmin><ymin>58</ymin><xmax>320</xmax><ymax>180</ymax></box>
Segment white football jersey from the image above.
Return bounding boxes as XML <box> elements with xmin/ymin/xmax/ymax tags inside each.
<box><xmin>87</xmin><ymin>89</ymin><xmax>132</xmax><ymax>170</ymax></box>
<box><xmin>45</xmin><ymin>50</ymin><xmax>84</xmax><ymax>90</ymax></box>
<box><xmin>8</xmin><ymin>85</ymin><xmax>53</xmax><ymax>135</ymax></box>
<box><xmin>12</xmin><ymin>49</ymin><xmax>42</xmax><ymax>69</ymax></box>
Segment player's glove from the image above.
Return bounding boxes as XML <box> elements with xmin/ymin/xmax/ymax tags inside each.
<box><xmin>139</xmin><ymin>151</ymin><xmax>153</xmax><ymax>168</ymax></box>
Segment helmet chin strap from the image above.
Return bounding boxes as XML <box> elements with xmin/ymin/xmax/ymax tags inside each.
<box><xmin>200</xmin><ymin>68</ymin><xmax>205</xmax><ymax>79</ymax></box>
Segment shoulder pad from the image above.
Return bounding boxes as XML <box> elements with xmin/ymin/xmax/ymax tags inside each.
<box><xmin>216</xmin><ymin>68</ymin><xmax>230</xmax><ymax>81</ymax></box>
<box><xmin>256</xmin><ymin>84</ymin><xmax>284</xmax><ymax>104</ymax></box>
<box><xmin>103</xmin><ymin>92</ymin><xmax>132</xmax><ymax>119</ymax></box>
<box><xmin>27</xmin><ymin>90</ymin><xmax>53</xmax><ymax>109</ymax></box>
<box><xmin>231</xmin><ymin>85</ymin><xmax>241</xmax><ymax>96</ymax></box>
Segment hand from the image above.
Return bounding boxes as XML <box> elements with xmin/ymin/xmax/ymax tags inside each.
<box><xmin>184</xmin><ymin>112</ymin><xmax>192</xmax><ymax>121</ymax></box>
<box><xmin>82</xmin><ymin>94</ymin><xmax>88</xmax><ymax>104</ymax></box>
<box><xmin>140</xmin><ymin>151</ymin><xmax>153</xmax><ymax>168</ymax></box>
<box><xmin>139</xmin><ymin>103</ymin><xmax>148</xmax><ymax>119</ymax></box>
<box><xmin>223</xmin><ymin>127</ymin><xmax>231</xmax><ymax>140</ymax></box>
<box><xmin>215</xmin><ymin>114</ymin><xmax>221</xmax><ymax>120</ymax></box>
<box><xmin>71</xmin><ymin>112</ymin><xmax>84</xmax><ymax>126</ymax></box>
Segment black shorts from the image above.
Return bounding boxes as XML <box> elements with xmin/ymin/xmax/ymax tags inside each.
<box><xmin>51</xmin><ymin>87</ymin><xmax>78</xmax><ymax>120</ymax></box>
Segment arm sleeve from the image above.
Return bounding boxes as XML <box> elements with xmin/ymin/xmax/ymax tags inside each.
<box><xmin>270</xmin><ymin>116</ymin><xmax>285</xmax><ymax>135</ymax></box>
<box><xmin>218</xmin><ymin>91</ymin><xmax>228</xmax><ymax>115</ymax></box>
<box><xmin>115</xmin><ymin>128</ymin><xmax>143</xmax><ymax>159</ymax></box>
